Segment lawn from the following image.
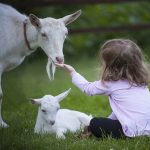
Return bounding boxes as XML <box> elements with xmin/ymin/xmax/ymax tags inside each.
<box><xmin>0</xmin><ymin>57</ymin><xmax>150</xmax><ymax>150</ymax></box>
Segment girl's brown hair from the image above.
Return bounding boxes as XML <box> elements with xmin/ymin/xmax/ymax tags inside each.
<box><xmin>100</xmin><ymin>39</ymin><xmax>149</xmax><ymax>86</ymax></box>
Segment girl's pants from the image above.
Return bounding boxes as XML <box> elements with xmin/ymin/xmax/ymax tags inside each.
<box><xmin>89</xmin><ymin>117</ymin><xmax>126</xmax><ymax>138</ymax></box>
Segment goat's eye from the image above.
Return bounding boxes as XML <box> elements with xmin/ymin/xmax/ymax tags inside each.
<box><xmin>57</xmin><ymin>108</ymin><xmax>60</xmax><ymax>111</ymax></box>
<box><xmin>41</xmin><ymin>33</ymin><xmax>47</xmax><ymax>38</ymax></box>
<box><xmin>41</xmin><ymin>109</ymin><xmax>46</xmax><ymax>113</ymax></box>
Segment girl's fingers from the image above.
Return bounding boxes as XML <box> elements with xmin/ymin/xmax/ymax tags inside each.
<box><xmin>55</xmin><ymin>63</ymin><xmax>75</xmax><ymax>73</ymax></box>
<box><xmin>55</xmin><ymin>63</ymin><xmax>64</xmax><ymax>68</ymax></box>
<box><xmin>55</xmin><ymin>63</ymin><xmax>70</xmax><ymax>69</ymax></box>
<box><xmin>55</xmin><ymin>63</ymin><xmax>70</xmax><ymax>71</ymax></box>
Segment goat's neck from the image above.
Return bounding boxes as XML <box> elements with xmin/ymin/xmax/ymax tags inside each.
<box><xmin>25</xmin><ymin>21</ymin><xmax>39</xmax><ymax>52</ymax></box>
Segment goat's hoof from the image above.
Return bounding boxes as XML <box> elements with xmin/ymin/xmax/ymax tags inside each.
<box><xmin>0</xmin><ymin>121</ymin><xmax>9</xmax><ymax>128</ymax></box>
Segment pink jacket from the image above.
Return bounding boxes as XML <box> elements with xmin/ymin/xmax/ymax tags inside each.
<box><xmin>71</xmin><ymin>71</ymin><xmax>150</xmax><ymax>137</ymax></box>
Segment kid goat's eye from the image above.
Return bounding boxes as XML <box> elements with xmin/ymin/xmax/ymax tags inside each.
<box><xmin>41</xmin><ymin>33</ymin><xmax>47</xmax><ymax>38</ymax></box>
<box><xmin>41</xmin><ymin>109</ymin><xmax>46</xmax><ymax>113</ymax></box>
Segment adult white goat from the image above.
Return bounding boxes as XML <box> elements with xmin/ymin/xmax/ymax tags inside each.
<box><xmin>0</xmin><ymin>3</ymin><xmax>81</xmax><ymax>127</ymax></box>
<box><xmin>31</xmin><ymin>89</ymin><xmax>92</xmax><ymax>139</ymax></box>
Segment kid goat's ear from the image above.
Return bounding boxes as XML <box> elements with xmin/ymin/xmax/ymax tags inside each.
<box><xmin>30</xmin><ymin>98</ymin><xmax>42</xmax><ymax>105</ymax></box>
<box><xmin>55</xmin><ymin>88</ymin><xmax>71</xmax><ymax>102</ymax></box>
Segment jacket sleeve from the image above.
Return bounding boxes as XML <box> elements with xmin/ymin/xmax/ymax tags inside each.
<box><xmin>71</xmin><ymin>71</ymin><xmax>111</xmax><ymax>96</ymax></box>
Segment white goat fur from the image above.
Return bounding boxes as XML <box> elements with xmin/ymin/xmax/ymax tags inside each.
<box><xmin>31</xmin><ymin>89</ymin><xmax>92</xmax><ymax>139</ymax></box>
<box><xmin>0</xmin><ymin>3</ymin><xmax>81</xmax><ymax>127</ymax></box>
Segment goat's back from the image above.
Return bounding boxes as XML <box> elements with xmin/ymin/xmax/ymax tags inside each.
<box><xmin>55</xmin><ymin>109</ymin><xmax>92</xmax><ymax>132</ymax></box>
<box><xmin>0</xmin><ymin>3</ymin><xmax>26</xmax><ymax>21</ymax></box>
<box><xmin>0</xmin><ymin>3</ymin><xmax>27</xmax><ymax>61</ymax></box>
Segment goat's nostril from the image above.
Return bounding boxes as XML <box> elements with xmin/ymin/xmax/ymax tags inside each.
<box><xmin>50</xmin><ymin>121</ymin><xmax>55</xmax><ymax>125</ymax></box>
<box><xmin>56</xmin><ymin>57</ymin><xmax>64</xmax><ymax>64</ymax></box>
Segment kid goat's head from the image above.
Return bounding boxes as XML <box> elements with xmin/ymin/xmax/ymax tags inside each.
<box><xmin>31</xmin><ymin>89</ymin><xmax>71</xmax><ymax>125</ymax></box>
<box><xmin>29</xmin><ymin>10</ymin><xmax>81</xmax><ymax>80</ymax></box>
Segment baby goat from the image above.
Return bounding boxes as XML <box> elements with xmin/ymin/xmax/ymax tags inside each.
<box><xmin>31</xmin><ymin>89</ymin><xmax>92</xmax><ymax>139</ymax></box>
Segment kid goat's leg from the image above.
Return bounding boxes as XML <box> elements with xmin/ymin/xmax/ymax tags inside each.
<box><xmin>56</xmin><ymin>128</ymin><xmax>67</xmax><ymax>139</ymax></box>
<box><xmin>0</xmin><ymin>73</ymin><xmax>8</xmax><ymax>127</ymax></box>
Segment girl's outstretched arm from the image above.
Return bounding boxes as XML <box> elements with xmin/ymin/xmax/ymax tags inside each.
<box><xmin>55</xmin><ymin>63</ymin><xmax>110</xmax><ymax>96</ymax></box>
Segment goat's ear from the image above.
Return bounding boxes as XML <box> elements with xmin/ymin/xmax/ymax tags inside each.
<box><xmin>29</xmin><ymin>14</ymin><xmax>41</xmax><ymax>30</ymax></box>
<box><xmin>30</xmin><ymin>98</ymin><xmax>41</xmax><ymax>105</ymax></box>
<box><xmin>61</xmin><ymin>10</ymin><xmax>82</xmax><ymax>25</ymax></box>
<box><xmin>55</xmin><ymin>88</ymin><xmax>71</xmax><ymax>102</ymax></box>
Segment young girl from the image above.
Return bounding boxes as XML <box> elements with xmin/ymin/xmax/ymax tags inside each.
<box><xmin>55</xmin><ymin>39</ymin><xmax>150</xmax><ymax>138</ymax></box>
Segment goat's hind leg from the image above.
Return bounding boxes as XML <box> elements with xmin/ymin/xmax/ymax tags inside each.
<box><xmin>0</xmin><ymin>74</ymin><xmax>8</xmax><ymax>128</ymax></box>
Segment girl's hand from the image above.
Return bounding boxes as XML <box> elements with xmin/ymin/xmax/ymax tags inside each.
<box><xmin>55</xmin><ymin>63</ymin><xmax>76</xmax><ymax>75</ymax></box>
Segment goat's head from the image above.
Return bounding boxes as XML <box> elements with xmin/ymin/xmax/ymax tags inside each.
<box><xmin>29</xmin><ymin>10</ymin><xmax>81</xmax><ymax>80</ymax></box>
<box><xmin>31</xmin><ymin>88</ymin><xmax>71</xmax><ymax>125</ymax></box>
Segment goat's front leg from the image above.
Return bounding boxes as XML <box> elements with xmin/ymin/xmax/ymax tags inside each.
<box><xmin>56</xmin><ymin>128</ymin><xmax>67</xmax><ymax>139</ymax></box>
<box><xmin>0</xmin><ymin>73</ymin><xmax>8</xmax><ymax>128</ymax></box>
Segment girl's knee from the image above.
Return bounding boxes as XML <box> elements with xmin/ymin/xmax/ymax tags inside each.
<box><xmin>90</xmin><ymin>118</ymin><xmax>96</xmax><ymax>126</ymax></box>
<box><xmin>90</xmin><ymin>117</ymin><xmax>102</xmax><ymax>127</ymax></box>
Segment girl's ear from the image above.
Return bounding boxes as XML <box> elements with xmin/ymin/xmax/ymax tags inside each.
<box><xmin>30</xmin><ymin>98</ymin><xmax>42</xmax><ymax>105</ymax></box>
<box><xmin>55</xmin><ymin>88</ymin><xmax>71</xmax><ymax>102</ymax></box>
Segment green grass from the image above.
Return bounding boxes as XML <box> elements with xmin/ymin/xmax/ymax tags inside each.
<box><xmin>0</xmin><ymin>57</ymin><xmax>150</xmax><ymax>150</ymax></box>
